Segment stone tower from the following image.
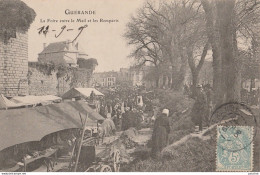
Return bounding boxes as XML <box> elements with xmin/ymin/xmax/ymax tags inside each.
<box><xmin>0</xmin><ymin>32</ymin><xmax>28</xmax><ymax>97</ymax></box>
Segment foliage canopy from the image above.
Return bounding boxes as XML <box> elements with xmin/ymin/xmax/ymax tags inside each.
<box><xmin>0</xmin><ymin>0</ymin><xmax>36</xmax><ymax>43</ymax></box>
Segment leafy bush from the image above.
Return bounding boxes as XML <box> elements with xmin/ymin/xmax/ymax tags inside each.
<box><xmin>77</xmin><ymin>58</ymin><xmax>98</xmax><ymax>70</ymax></box>
<box><xmin>0</xmin><ymin>0</ymin><xmax>36</xmax><ymax>43</ymax></box>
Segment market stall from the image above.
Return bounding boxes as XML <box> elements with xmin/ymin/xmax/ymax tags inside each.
<box><xmin>0</xmin><ymin>94</ymin><xmax>27</xmax><ymax>110</ymax></box>
<box><xmin>0</xmin><ymin>101</ymin><xmax>104</xmax><ymax>172</ymax></box>
<box><xmin>62</xmin><ymin>88</ymin><xmax>104</xmax><ymax>100</ymax></box>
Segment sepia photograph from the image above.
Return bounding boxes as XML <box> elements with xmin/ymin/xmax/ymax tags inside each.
<box><xmin>0</xmin><ymin>0</ymin><xmax>259</xmax><ymax>173</ymax></box>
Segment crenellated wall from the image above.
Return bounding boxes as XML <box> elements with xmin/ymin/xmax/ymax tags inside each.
<box><xmin>28</xmin><ymin>64</ymin><xmax>92</xmax><ymax>96</ymax></box>
<box><xmin>0</xmin><ymin>32</ymin><xmax>93</xmax><ymax>97</ymax></box>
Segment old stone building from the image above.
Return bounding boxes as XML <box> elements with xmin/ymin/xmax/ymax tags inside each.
<box><xmin>28</xmin><ymin>40</ymin><xmax>93</xmax><ymax>96</ymax></box>
<box><xmin>25</xmin><ymin>40</ymin><xmax>93</xmax><ymax>96</ymax></box>
<box><xmin>38</xmin><ymin>40</ymin><xmax>88</xmax><ymax>67</ymax></box>
<box><xmin>0</xmin><ymin>36</ymin><xmax>94</xmax><ymax>97</ymax></box>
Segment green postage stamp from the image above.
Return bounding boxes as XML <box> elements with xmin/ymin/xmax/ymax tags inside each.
<box><xmin>216</xmin><ymin>126</ymin><xmax>254</xmax><ymax>171</ymax></box>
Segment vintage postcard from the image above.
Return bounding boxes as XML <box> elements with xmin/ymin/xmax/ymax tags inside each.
<box><xmin>0</xmin><ymin>0</ymin><xmax>259</xmax><ymax>173</ymax></box>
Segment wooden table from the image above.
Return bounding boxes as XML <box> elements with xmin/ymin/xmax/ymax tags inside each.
<box><xmin>24</xmin><ymin>148</ymin><xmax>58</xmax><ymax>171</ymax></box>
<box><xmin>0</xmin><ymin>148</ymin><xmax>58</xmax><ymax>172</ymax></box>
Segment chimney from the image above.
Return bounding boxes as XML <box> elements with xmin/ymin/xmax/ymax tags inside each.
<box><xmin>43</xmin><ymin>43</ymin><xmax>46</xmax><ymax>49</ymax></box>
<box><xmin>66</xmin><ymin>40</ymin><xmax>72</xmax><ymax>50</ymax></box>
<box><xmin>75</xmin><ymin>42</ymin><xmax>79</xmax><ymax>50</ymax></box>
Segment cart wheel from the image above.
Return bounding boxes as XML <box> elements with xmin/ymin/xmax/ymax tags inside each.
<box><xmin>100</xmin><ymin>165</ymin><xmax>112</xmax><ymax>172</ymax></box>
<box><xmin>113</xmin><ymin>150</ymin><xmax>121</xmax><ymax>172</ymax></box>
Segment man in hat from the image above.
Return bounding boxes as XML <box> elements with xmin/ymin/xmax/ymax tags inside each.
<box><xmin>90</xmin><ymin>90</ymin><xmax>95</xmax><ymax>103</ymax></box>
<box><xmin>151</xmin><ymin>108</ymin><xmax>170</xmax><ymax>158</ymax></box>
<box><xmin>191</xmin><ymin>84</ymin><xmax>207</xmax><ymax>132</ymax></box>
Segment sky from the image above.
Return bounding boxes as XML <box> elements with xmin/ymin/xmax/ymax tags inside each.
<box><xmin>22</xmin><ymin>0</ymin><xmax>145</xmax><ymax>72</ymax></box>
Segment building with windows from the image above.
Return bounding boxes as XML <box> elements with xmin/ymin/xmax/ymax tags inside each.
<box><xmin>92</xmin><ymin>66</ymin><xmax>156</xmax><ymax>88</ymax></box>
<box><xmin>92</xmin><ymin>71</ymin><xmax>118</xmax><ymax>87</ymax></box>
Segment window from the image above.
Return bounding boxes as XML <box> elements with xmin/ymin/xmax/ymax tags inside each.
<box><xmin>107</xmin><ymin>77</ymin><xmax>115</xmax><ymax>86</ymax></box>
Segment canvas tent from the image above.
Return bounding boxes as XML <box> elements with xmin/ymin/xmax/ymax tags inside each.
<box><xmin>0</xmin><ymin>94</ymin><xmax>27</xmax><ymax>110</ymax></box>
<box><xmin>62</xmin><ymin>88</ymin><xmax>104</xmax><ymax>99</ymax></box>
<box><xmin>11</xmin><ymin>95</ymin><xmax>62</xmax><ymax>106</ymax></box>
<box><xmin>0</xmin><ymin>94</ymin><xmax>62</xmax><ymax>110</ymax></box>
<box><xmin>0</xmin><ymin>101</ymin><xmax>104</xmax><ymax>151</ymax></box>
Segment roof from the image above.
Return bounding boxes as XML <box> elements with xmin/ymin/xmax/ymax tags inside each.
<box><xmin>78</xmin><ymin>52</ymin><xmax>88</xmax><ymax>59</ymax></box>
<box><xmin>39</xmin><ymin>41</ymin><xmax>68</xmax><ymax>54</ymax></box>
<box><xmin>39</xmin><ymin>41</ymin><xmax>83</xmax><ymax>55</ymax></box>
<box><xmin>0</xmin><ymin>101</ymin><xmax>104</xmax><ymax>151</ymax></box>
<box><xmin>0</xmin><ymin>94</ymin><xmax>62</xmax><ymax>110</ymax></box>
<box><xmin>62</xmin><ymin>88</ymin><xmax>104</xmax><ymax>99</ymax></box>
<box><xmin>39</xmin><ymin>41</ymin><xmax>88</xmax><ymax>57</ymax></box>
<box><xmin>38</xmin><ymin>41</ymin><xmax>89</xmax><ymax>65</ymax></box>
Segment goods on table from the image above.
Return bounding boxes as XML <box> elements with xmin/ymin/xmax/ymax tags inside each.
<box><xmin>100</xmin><ymin>119</ymin><xmax>116</xmax><ymax>137</ymax></box>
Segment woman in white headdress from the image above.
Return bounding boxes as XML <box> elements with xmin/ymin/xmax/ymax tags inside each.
<box><xmin>151</xmin><ymin>108</ymin><xmax>170</xmax><ymax>158</ymax></box>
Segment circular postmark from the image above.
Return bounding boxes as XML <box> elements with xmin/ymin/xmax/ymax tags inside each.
<box><xmin>210</xmin><ymin>102</ymin><xmax>257</xmax><ymax>152</ymax></box>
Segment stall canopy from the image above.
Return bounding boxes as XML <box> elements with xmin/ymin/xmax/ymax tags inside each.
<box><xmin>62</xmin><ymin>88</ymin><xmax>104</xmax><ymax>99</ymax></box>
<box><xmin>0</xmin><ymin>94</ymin><xmax>27</xmax><ymax>110</ymax></box>
<box><xmin>0</xmin><ymin>101</ymin><xmax>104</xmax><ymax>151</ymax></box>
<box><xmin>11</xmin><ymin>95</ymin><xmax>62</xmax><ymax>106</ymax></box>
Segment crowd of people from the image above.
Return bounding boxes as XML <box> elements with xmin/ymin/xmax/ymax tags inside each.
<box><xmin>86</xmin><ymin>82</ymin><xmax>260</xmax><ymax>159</ymax></box>
<box><xmin>186</xmin><ymin>83</ymin><xmax>260</xmax><ymax>132</ymax></box>
<box><xmin>88</xmin><ymin>83</ymin><xmax>216</xmax><ymax>158</ymax></box>
<box><xmin>241</xmin><ymin>87</ymin><xmax>260</xmax><ymax>106</ymax></box>
<box><xmin>88</xmin><ymin>87</ymin><xmax>172</xmax><ymax>158</ymax></box>
<box><xmin>89</xmin><ymin>87</ymin><xmax>150</xmax><ymax>131</ymax></box>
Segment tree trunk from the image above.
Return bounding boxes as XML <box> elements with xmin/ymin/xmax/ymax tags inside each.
<box><xmin>156</xmin><ymin>77</ymin><xmax>159</xmax><ymax>88</ymax></box>
<box><xmin>232</xmin><ymin>27</ymin><xmax>241</xmax><ymax>101</ymax></box>
<box><xmin>212</xmin><ymin>48</ymin><xmax>223</xmax><ymax>105</ymax></box>
<box><xmin>202</xmin><ymin>0</ymin><xmax>223</xmax><ymax>106</ymax></box>
<box><xmin>191</xmin><ymin>71</ymin><xmax>199</xmax><ymax>96</ymax></box>
<box><xmin>216</xmin><ymin>0</ymin><xmax>239</xmax><ymax>102</ymax></box>
<box><xmin>172</xmin><ymin>58</ymin><xmax>187</xmax><ymax>91</ymax></box>
<box><xmin>163</xmin><ymin>75</ymin><xmax>166</xmax><ymax>87</ymax></box>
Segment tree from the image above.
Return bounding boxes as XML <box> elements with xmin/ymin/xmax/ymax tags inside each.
<box><xmin>143</xmin><ymin>66</ymin><xmax>161</xmax><ymax>87</ymax></box>
<box><xmin>216</xmin><ymin>0</ymin><xmax>240</xmax><ymax>102</ymax></box>
<box><xmin>124</xmin><ymin>3</ymin><xmax>164</xmax><ymax>87</ymax></box>
<box><xmin>0</xmin><ymin>0</ymin><xmax>36</xmax><ymax>43</ymax></box>
<box><xmin>201</xmin><ymin>0</ymin><xmax>260</xmax><ymax>105</ymax></box>
<box><xmin>170</xmin><ymin>0</ymin><xmax>210</xmax><ymax>93</ymax></box>
<box><xmin>201</xmin><ymin>0</ymin><xmax>223</xmax><ymax>105</ymax></box>
<box><xmin>125</xmin><ymin>1</ymin><xmax>205</xmax><ymax>90</ymax></box>
<box><xmin>187</xmin><ymin>41</ymin><xmax>209</xmax><ymax>94</ymax></box>
<box><xmin>77</xmin><ymin>58</ymin><xmax>98</xmax><ymax>72</ymax></box>
<box><xmin>241</xmin><ymin>35</ymin><xmax>260</xmax><ymax>91</ymax></box>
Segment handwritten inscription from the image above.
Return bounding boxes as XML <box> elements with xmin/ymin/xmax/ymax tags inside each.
<box><xmin>38</xmin><ymin>17</ymin><xmax>119</xmax><ymax>41</ymax></box>
<box><xmin>37</xmin><ymin>24</ymin><xmax>88</xmax><ymax>42</ymax></box>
